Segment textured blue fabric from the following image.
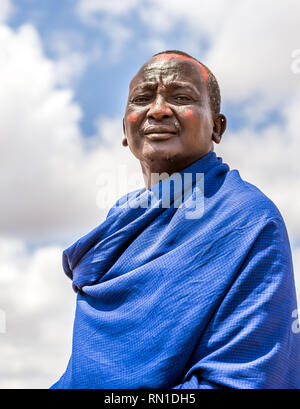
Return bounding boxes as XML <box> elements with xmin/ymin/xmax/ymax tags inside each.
<box><xmin>51</xmin><ymin>152</ymin><xmax>300</xmax><ymax>389</ymax></box>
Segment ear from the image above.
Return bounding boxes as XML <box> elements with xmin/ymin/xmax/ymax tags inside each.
<box><xmin>122</xmin><ymin>118</ymin><xmax>128</xmax><ymax>147</ymax></box>
<box><xmin>212</xmin><ymin>114</ymin><xmax>226</xmax><ymax>144</ymax></box>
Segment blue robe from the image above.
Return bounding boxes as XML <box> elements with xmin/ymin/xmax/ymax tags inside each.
<box><xmin>51</xmin><ymin>152</ymin><xmax>300</xmax><ymax>389</ymax></box>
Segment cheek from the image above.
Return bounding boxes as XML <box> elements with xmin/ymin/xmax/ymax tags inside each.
<box><xmin>128</xmin><ymin>112</ymin><xmax>138</xmax><ymax>123</ymax></box>
<box><xmin>183</xmin><ymin>109</ymin><xmax>198</xmax><ymax>123</ymax></box>
<box><xmin>125</xmin><ymin>113</ymin><xmax>142</xmax><ymax>150</ymax></box>
<box><xmin>182</xmin><ymin>108</ymin><xmax>213</xmax><ymax>143</ymax></box>
<box><xmin>183</xmin><ymin>108</ymin><xmax>212</xmax><ymax>129</ymax></box>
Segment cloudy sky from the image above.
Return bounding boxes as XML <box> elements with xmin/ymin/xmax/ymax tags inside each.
<box><xmin>0</xmin><ymin>0</ymin><xmax>300</xmax><ymax>388</ymax></box>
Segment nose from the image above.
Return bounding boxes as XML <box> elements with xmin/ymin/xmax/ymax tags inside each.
<box><xmin>146</xmin><ymin>94</ymin><xmax>173</xmax><ymax>120</ymax></box>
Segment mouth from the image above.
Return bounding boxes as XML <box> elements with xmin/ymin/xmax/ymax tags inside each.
<box><xmin>143</xmin><ymin>127</ymin><xmax>177</xmax><ymax>141</ymax></box>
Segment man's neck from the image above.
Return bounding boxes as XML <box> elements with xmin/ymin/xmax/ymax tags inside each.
<box><xmin>140</xmin><ymin>151</ymin><xmax>213</xmax><ymax>189</ymax></box>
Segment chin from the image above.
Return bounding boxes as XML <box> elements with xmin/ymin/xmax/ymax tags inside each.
<box><xmin>143</xmin><ymin>149</ymin><xmax>179</xmax><ymax>163</ymax></box>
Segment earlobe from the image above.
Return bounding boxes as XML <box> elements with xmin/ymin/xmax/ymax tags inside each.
<box><xmin>122</xmin><ymin>118</ymin><xmax>128</xmax><ymax>146</ymax></box>
<box><xmin>212</xmin><ymin>114</ymin><xmax>226</xmax><ymax>144</ymax></box>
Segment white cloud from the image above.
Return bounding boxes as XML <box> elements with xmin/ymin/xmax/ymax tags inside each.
<box><xmin>0</xmin><ymin>238</ymin><xmax>75</xmax><ymax>388</ymax></box>
<box><xmin>77</xmin><ymin>0</ymin><xmax>140</xmax><ymax>20</ymax></box>
<box><xmin>78</xmin><ymin>0</ymin><xmax>234</xmax><ymax>38</ymax></box>
<box><xmin>0</xmin><ymin>23</ymin><xmax>141</xmax><ymax>241</ymax></box>
<box><xmin>141</xmin><ymin>0</ymin><xmax>235</xmax><ymax>37</ymax></box>
<box><xmin>0</xmin><ymin>24</ymin><xmax>86</xmax><ymax>240</ymax></box>
<box><xmin>205</xmin><ymin>0</ymin><xmax>300</xmax><ymax>105</ymax></box>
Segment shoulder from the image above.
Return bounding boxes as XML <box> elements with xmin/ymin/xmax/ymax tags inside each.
<box><xmin>217</xmin><ymin>170</ymin><xmax>293</xmax><ymax>279</ymax></box>
<box><xmin>209</xmin><ymin>167</ymin><xmax>291</xmax><ymax>247</ymax></box>
<box><xmin>221</xmin><ymin>168</ymin><xmax>284</xmax><ymax>225</ymax></box>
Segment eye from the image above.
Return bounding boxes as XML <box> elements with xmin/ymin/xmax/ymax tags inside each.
<box><xmin>173</xmin><ymin>95</ymin><xmax>193</xmax><ymax>103</ymax></box>
<box><xmin>131</xmin><ymin>95</ymin><xmax>152</xmax><ymax>104</ymax></box>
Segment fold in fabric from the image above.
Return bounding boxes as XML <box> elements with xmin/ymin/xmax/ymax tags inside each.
<box><xmin>51</xmin><ymin>152</ymin><xmax>300</xmax><ymax>389</ymax></box>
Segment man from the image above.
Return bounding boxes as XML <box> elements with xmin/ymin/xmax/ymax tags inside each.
<box><xmin>51</xmin><ymin>50</ymin><xmax>300</xmax><ymax>389</ymax></box>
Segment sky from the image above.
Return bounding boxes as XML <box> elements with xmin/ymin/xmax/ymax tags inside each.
<box><xmin>0</xmin><ymin>0</ymin><xmax>300</xmax><ymax>388</ymax></box>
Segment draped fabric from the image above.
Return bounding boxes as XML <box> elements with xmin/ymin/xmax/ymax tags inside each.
<box><xmin>51</xmin><ymin>152</ymin><xmax>300</xmax><ymax>389</ymax></box>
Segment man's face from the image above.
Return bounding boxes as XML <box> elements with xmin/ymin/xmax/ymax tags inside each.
<box><xmin>123</xmin><ymin>55</ymin><xmax>223</xmax><ymax>174</ymax></box>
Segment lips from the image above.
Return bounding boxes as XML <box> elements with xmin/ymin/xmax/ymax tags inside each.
<box><xmin>143</xmin><ymin>126</ymin><xmax>177</xmax><ymax>140</ymax></box>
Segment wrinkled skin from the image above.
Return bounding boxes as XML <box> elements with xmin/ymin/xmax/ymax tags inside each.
<box><xmin>123</xmin><ymin>54</ymin><xmax>227</xmax><ymax>188</ymax></box>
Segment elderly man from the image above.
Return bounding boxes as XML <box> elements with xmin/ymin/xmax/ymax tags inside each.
<box><xmin>51</xmin><ymin>50</ymin><xmax>300</xmax><ymax>389</ymax></box>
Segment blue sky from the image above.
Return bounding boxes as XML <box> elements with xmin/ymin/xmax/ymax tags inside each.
<box><xmin>0</xmin><ymin>0</ymin><xmax>300</xmax><ymax>388</ymax></box>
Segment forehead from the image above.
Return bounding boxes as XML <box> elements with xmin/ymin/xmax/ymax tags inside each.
<box><xmin>130</xmin><ymin>55</ymin><xmax>206</xmax><ymax>92</ymax></box>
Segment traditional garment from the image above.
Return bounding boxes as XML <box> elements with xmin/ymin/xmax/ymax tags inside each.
<box><xmin>51</xmin><ymin>152</ymin><xmax>300</xmax><ymax>389</ymax></box>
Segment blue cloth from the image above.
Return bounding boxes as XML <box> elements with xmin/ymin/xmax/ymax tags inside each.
<box><xmin>51</xmin><ymin>152</ymin><xmax>300</xmax><ymax>389</ymax></box>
